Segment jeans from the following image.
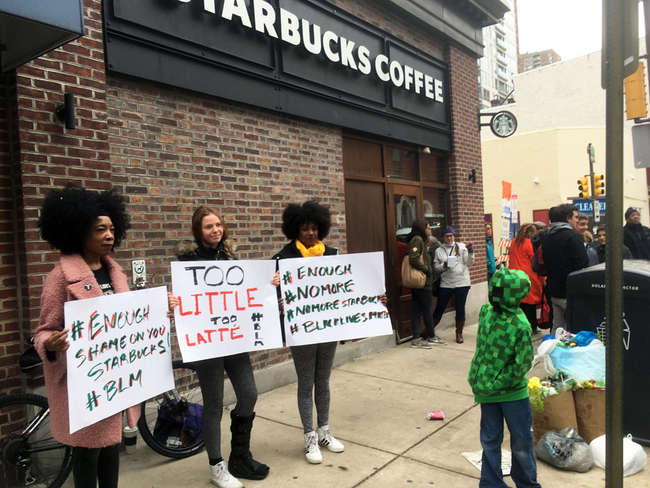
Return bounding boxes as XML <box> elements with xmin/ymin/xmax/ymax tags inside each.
<box><xmin>479</xmin><ymin>399</ymin><xmax>541</xmax><ymax>488</ymax></box>
<box><xmin>432</xmin><ymin>286</ymin><xmax>470</xmax><ymax>321</ymax></box>
<box><xmin>411</xmin><ymin>287</ymin><xmax>434</xmax><ymax>339</ymax></box>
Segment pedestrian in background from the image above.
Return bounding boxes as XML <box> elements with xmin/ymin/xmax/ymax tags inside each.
<box><xmin>594</xmin><ymin>226</ymin><xmax>632</xmax><ymax>263</ymax></box>
<box><xmin>623</xmin><ymin>207</ymin><xmax>650</xmax><ymax>259</ymax></box>
<box><xmin>576</xmin><ymin>213</ymin><xmax>598</xmax><ymax>266</ymax></box>
<box><xmin>405</xmin><ymin>219</ymin><xmax>446</xmax><ymax>348</ymax></box>
<box><xmin>508</xmin><ymin>223</ymin><xmax>545</xmax><ymax>334</ymax></box>
<box><xmin>541</xmin><ymin>204</ymin><xmax>589</xmax><ymax>334</ymax></box>
<box><xmin>468</xmin><ymin>268</ymin><xmax>541</xmax><ymax>488</ymax></box>
<box><xmin>175</xmin><ymin>205</ymin><xmax>273</xmax><ymax>488</ymax></box>
<box><xmin>433</xmin><ymin>227</ymin><xmax>474</xmax><ymax>344</ymax></box>
<box><xmin>485</xmin><ymin>222</ymin><xmax>496</xmax><ymax>283</ymax></box>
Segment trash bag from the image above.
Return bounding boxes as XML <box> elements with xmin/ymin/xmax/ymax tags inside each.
<box><xmin>590</xmin><ymin>434</ymin><xmax>648</xmax><ymax>476</ymax></box>
<box><xmin>548</xmin><ymin>344</ymin><xmax>606</xmax><ymax>382</ymax></box>
<box><xmin>534</xmin><ymin>427</ymin><xmax>594</xmax><ymax>472</ymax></box>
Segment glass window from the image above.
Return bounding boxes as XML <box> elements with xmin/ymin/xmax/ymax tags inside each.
<box><xmin>423</xmin><ymin>187</ymin><xmax>448</xmax><ymax>240</ymax></box>
<box><xmin>386</xmin><ymin>147</ymin><xmax>418</xmax><ymax>181</ymax></box>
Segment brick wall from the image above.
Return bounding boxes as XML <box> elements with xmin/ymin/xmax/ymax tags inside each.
<box><xmin>105</xmin><ymin>78</ymin><xmax>346</xmax><ymax>369</ymax></box>
<box><xmin>445</xmin><ymin>43</ymin><xmax>486</xmax><ymax>285</ymax></box>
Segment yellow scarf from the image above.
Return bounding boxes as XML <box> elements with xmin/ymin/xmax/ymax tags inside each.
<box><xmin>296</xmin><ymin>240</ymin><xmax>325</xmax><ymax>257</ymax></box>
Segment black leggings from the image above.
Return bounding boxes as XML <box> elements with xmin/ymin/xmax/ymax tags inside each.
<box><xmin>193</xmin><ymin>352</ymin><xmax>258</xmax><ymax>460</ymax></box>
<box><xmin>72</xmin><ymin>444</ymin><xmax>120</xmax><ymax>488</ymax></box>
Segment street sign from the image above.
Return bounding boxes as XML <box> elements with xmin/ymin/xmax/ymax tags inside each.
<box><xmin>573</xmin><ymin>199</ymin><xmax>606</xmax><ymax>214</ymax></box>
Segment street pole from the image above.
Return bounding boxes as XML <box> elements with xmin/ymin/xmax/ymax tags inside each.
<box><xmin>603</xmin><ymin>0</ymin><xmax>625</xmax><ymax>486</ymax></box>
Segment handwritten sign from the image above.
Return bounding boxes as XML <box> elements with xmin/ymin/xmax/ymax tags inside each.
<box><xmin>171</xmin><ymin>260</ymin><xmax>282</xmax><ymax>362</ymax></box>
<box><xmin>65</xmin><ymin>287</ymin><xmax>174</xmax><ymax>434</ymax></box>
<box><xmin>278</xmin><ymin>252</ymin><xmax>392</xmax><ymax>346</ymax></box>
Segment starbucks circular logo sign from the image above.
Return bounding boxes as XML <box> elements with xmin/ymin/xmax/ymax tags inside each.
<box><xmin>490</xmin><ymin>111</ymin><xmax>517</xmax><ymax>138</ymax></box>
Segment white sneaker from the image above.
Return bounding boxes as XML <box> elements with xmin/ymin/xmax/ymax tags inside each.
<box><xmin>316</xmin><ymin>425</ymin><xmax>345</xmax><ymax>453</ymax></box>
<box><xmin>304</xmin><ymin>431</ymin><xmax>322</xmax><ymax>464</ymax></box>
<box><xmin>210</xmin><ymin>461</ymin><xmax>244</xmax><ymax>488</ymax></box>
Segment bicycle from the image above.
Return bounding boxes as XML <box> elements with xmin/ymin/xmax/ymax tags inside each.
<box><xmin>1</xmin><ymin>351</ymin><xmax>204</xmax><ymax>488</ymax></box>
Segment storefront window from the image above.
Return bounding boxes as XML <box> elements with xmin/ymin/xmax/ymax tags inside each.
<box><xmin>386</xmin><ymin>147</ymin><xmax>417</xmax><ymax>181</ymax></box>
<box><xmin>423</xmin><ymin>187</ymin><xmax>448</xmax><ymax>240</ymax></box>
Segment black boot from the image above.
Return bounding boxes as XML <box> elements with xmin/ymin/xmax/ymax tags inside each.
<box><xmin>228</xmin><ymin>411</ymin><xmax>270</xmax><ymax>480</ymax></box>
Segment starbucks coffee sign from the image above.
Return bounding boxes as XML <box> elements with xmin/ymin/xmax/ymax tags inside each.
<box><xmin>104</xmin><ymin>0</ymin><xmax>451</xmax><ymax>149</ymax></box>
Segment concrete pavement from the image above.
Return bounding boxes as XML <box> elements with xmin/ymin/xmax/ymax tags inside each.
<box><xmin>107</xmin><ymin>323</ymin><xmax>649</xmax><ymax>487</ymax></box>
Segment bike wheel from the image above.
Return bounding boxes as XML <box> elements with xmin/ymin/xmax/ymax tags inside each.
<box><xmin>0</xmin><ymin>393</ymin><xmax>73</xmax><ymax>488</ymax></box>
<box><xmin>138</xmin><ymin>360</ymin><xmax>204</xmax><ymax>458</ymax></box>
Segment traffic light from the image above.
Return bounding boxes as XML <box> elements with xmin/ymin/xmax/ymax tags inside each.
<box><xmin>593</xmin><ymin>174</ymin><xmax>605</xmax><ymax>196</ymax></box>
<box><xmin>577</xmin><ymin>176</ymin><xmax>590</xmax><ymax>198</ymax></box>
<box><xmin>624</xmin><ymin>62</ymin><xmax>648</xmax><ymax>120</ymax></box>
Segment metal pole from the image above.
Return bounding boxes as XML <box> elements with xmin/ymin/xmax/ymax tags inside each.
<box><xmin>604</xmin><ymin>0</ymin><xmax>624</xmax><ymax>486</ymax></box>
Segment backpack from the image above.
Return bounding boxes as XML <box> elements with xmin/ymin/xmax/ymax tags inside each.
<box><xmin>531</xmin><ymin>242</ymin><xmax>546</xmax><ymax>276</ymax></box>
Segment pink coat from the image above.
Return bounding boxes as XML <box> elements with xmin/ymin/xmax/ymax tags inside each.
<box><xmin>34</xmin><ymin>254</ymin><xmax>140</xmax><ymax>448</ymax></box>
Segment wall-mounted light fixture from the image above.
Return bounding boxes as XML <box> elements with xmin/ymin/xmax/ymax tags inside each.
<box><xmin>55</xmin><ymin>93</ymin><xmax>75</xmax><ymax>129</ymax></box>
<box><xmin>421</xmin><ymin>147</ymin><xmax>431</xmax><ymax>154</ymax></box>
<box><xmin>468</xmin><ymin>169</ymin><xmax>476</xmax><ymax>184</ymax></box>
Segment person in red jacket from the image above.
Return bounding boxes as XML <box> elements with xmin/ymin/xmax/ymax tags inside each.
<box><xmin>508</xmin><ymin>223</ymin><xmax>545</xmax><ymax>333</ymax></box>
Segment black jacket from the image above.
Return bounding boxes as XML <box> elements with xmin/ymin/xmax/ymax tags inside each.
<box><xmin>541</xmin><ymin>223</ymin><xmax>589</xmax><ymax>298</ymax></box>
<box><xmin>623</xmin><ymin>223</ymin><xmax>650</xmax><ymax>259</ymax></box>
<box><xmin>595</xmin><ymin>242</ymin><xmax>633</xmax><ymax>263</ymax></box>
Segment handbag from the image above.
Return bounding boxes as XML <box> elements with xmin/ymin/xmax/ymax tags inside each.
<box><xmin>401</xmin><ymin>253</ymin><xmax>426</xmax><ymax>289</ymax></box>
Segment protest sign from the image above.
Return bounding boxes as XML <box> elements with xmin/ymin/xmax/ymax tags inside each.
<box><xmin>278</xmin><ymin>252</ymin><xmax>392</xmax><ymax>346</ymax></box>
<box><xmin>65</xmin><ymin>286</ymin><xmax>174</xmax><ymax>434</ymax></box>
<box><xmin>171</xmin><ymin>260</ymin><xmax>282</xmax><ymax>362</ymax></box>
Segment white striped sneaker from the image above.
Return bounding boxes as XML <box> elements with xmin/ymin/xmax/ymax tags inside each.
<box><xmin>304</xmin><ymin>431</ymin><xmax>322</xmax><ymax>464</ymax></box>
<box><xmin>316</xmin><ymin>425</ymin><xmax>345</xmax><ymax>453</ymax></box>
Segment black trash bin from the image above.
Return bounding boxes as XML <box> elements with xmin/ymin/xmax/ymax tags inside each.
<box><xmin>566</xmin><ymin>260</ymin><xmax>650</xmax><ymax>446</ymax></box>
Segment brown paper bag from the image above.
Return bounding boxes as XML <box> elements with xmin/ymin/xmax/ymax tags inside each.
<box><xmin>573</xmin><ymin>389</ymin><xmax>606</xmax><ymax>444</ymax></box>
<box><xmin>532</xmin><ymin>391</ymin><xmax>579</xmax><ymax>444</ymax></box>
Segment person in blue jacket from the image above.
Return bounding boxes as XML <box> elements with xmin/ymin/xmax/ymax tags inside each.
<box><xmin>485</xmin><ymin>223</ymin><xmax>497</xmax><ymax>282</ymax></box>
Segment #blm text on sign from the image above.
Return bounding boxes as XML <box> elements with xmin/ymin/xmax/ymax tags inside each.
<box><xmin>171</xmin><ymin>260</ymin><xmax>282</xmax><ymax>362</ymax></box>
<box><xmin>65</xmin><ymin>286</ymin><xmax>174</xmax><ymax>434</ymax></box>
<box><xmin>278</xmin><ymin>251</ymin><xmax>392</xmax><ymax>346</ymax></box>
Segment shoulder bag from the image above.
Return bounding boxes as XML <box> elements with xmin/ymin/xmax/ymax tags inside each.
<box><xmin>402</xmin><ymin>250</ymin><xmax>426</xmax><ymax>289</ymax></box>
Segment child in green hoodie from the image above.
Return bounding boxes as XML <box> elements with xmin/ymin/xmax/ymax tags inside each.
<box><xmin>467</xmin><ymin>268</ymin><xmax>541</xmax><ymax>488</ymax></box>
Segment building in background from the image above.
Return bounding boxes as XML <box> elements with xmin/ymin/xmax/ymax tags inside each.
<box><xmin>518</xmin><ymin>49</ymin><xmax>562</xmax><ymax>72</ymax></box>
<box><xmin>478</xmin><ymin>0</ymin><xmax>518</xmax><ymax>109</ymax></box>
<box><xmin>481</xmin><ymin>39</ymin><xmax>649</xmax><ymax>243</ymax></box>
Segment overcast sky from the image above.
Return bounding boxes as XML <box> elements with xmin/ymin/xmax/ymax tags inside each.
<box><xmin>517</xmin><ymin>0</ymin><xmax>646</xmax><ymax>61</ymax></box>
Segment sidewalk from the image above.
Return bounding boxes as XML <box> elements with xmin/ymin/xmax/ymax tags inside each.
<box><xmin>113</xmin><ymin>324</ymin><xmax>650</xmax><ymax>488</ymax></box>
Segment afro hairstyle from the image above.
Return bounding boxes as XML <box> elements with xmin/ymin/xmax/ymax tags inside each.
<box><xmin>38</xmin><ymin>184</ymin><xmax>131</xmax><ymax>255</ymax></box>
<box><xmin>281</xmin><ymin>201</ymin><xmax>332</xmax><ymax>241</ymax></box>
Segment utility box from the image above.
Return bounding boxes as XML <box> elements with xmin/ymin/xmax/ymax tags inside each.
<box><xmin>566</xmin><ymin>261</ymin><xmax>650</xmax><ymax>445</ymax></box>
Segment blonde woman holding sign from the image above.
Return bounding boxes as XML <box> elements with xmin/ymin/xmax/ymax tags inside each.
<box><xmin>35</xmin><ymin>185</ymin><xmax>175</xmax><ymax>488</ymax></box>
<box><xmin>175</xmin><ymin>205</ymin><xmax>275</xmax><ymax>488</ymax></box>
<box><xmin>273</xmin><ymin>201</ymin><xmax>387</xmax><ymax>464</ymax></box>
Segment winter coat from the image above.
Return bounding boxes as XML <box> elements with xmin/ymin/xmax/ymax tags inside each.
<box><xmin>34</xmin><ymin>254</ymin><xmax>140</xmax><ymax>448</ymax></box>
<box><xmin>508</xmin><ymin>238</ymin><xmax>545</xmax><ymax>306</ymax></box>
<box><xmin>541</xmin><ymin>223</ymin><xmax>589</xmax><ymax>298</ymax></box>
<box><xmin>175</xmin><ymin>239</ymin><xmax>233</xmax><ymax>262</ymax></box>
<box><xmin>467</xmin><ymin>268</ymin><xmax>533</xmax><ymax>404</ymax></box>
<box><xmin>623</xmin><ymin>223</ymin><xmax>650</xmax><ymax>259</ymax></box>
<box><xmin>585</xmin><ymin>242</ymin><xmax>599</xmax><ymax>266</ymax></box>
<box><xmin>434</xmin><ymin>242</ymin><xmax>475</xmax><ymax>288</ymax></box>
<box><xmin>406</xmin><ymin>233</ymin><xmax>433</xmax><ymax>290</ymax></box>
<box><xmin>595</xmin><ymin>242</ymin><xmax>633</xmax><ymax>263</ymax></box>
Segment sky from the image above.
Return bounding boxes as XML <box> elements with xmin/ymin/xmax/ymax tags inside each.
<box><xmin>517</xmin><ymin>0</ymin><xmax>646</xmax><ymax>61</ymax></box>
